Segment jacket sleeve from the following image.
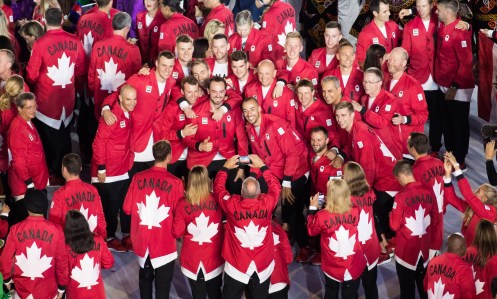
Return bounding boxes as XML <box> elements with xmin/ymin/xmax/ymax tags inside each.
<box><xmin>159</xmin><ymin>102</ymin><xmax>183</xmax><ymax>141</ymax></box>
<box><xmin>48</xmin><ymin>191</ymin><xmax>64</xmax><ymax>229</ymax></box>
<box><xmin>221</xmin><ymin>88</ymin><xmax>243</xmax><ymax>111</ymax></box>
<box><xmin>235</xmin><ymin>112</ymin><xmax>249</xmax><ymax>156</ymax></box>
<box><xmin>355</xmin><ymin>131</ymin><xmax>376</xmax><ymax>187</ymax></box>
<box><xmin>94</xmin><ymin>191</ymin><xmax>107</xmax><ymax>238</ymax></box>
<box><xmin>25</xmin><ymin>40</ymin><xmax>42</xmax><ymax>85</ymax></box>
<box><xmin>459</xmin><ymin>263</ymin><xmax>477</xmax><ymax>298</ymax></box>
<box><xmin>92</xmin><ymin>118</ymin><xmax>115</xmax><ymax>170</ymax></box>
<box><xmin>453</xmin><ymin>30</ymin><xmax>474</xmax><ymax>88</ymax></box>
<box><xmin>405</xmin><ymin>84</ymin><xmax>428</xmax><ymax>126</ymax></box>
<box><xmin>171</xmin><ymin>199</ymin><xmax>187</xmax><ymax>239</ymax></box>
<box><xmin>131</xmin><ymin>47</ymin><xmax>143</xmax><ymax>74</ymax></box>
<box><xmin>389</xmin><ymin>194</ymin><xmax>403</xmax><ymax>232</ymax></box>
<box><xmin>10</xmin><ymin>126</ymin><xmax>32</xmax><ymax>183</ymax></box>
<box><xmin>401</xmin><ymin>24</ymin><xmax>413</xmax><ymax>57</ymax></box>
<box><xmin>0</xmin><ymin>226</ymin><xmax>15</xmax><ymax>281</ymax></box>
<box><xmin>97</xmin><ymin>236</ymin><xmax>114</xmax><ymax>269</ymax></box>
<box><xmin>213</xmin><ymin>168</ymin><xmax>229</xmax><ymax>213</ymax></box>
<box><xmin>443</xmin><ymin>181</ymin><xmax>468</xmax><ymax>213</ymax></box>
<box><xmin>362</xmin><ymin>99</ymin><xmax>398</xmax><ymax>129</ymax></box>
<box><xmin>307</xmin><ymin>211</ymin><xmax>321</xmax><ymax>237</ymax></box>
<box><xmin>262</xmin><ymin>167</ymin><xmax>281</xmax><ymax>209</ymax></box>
<box><xmin>487</xmin><ymin>159</ymin><xmax>497</xmax><ymax>186</ymax></box>
<box><xmin>54</xmin><ymin>230</ymin><xmax>69</xmax><ymax>289</ymax></box>
<box><xmin>87</xmin><ymin>45</ymin><xmax>97</xmax><ymax>91</ymax></box>
<box><xmin>457</xmin><ymin>175</ymin><xmax>497</xmax><ymax>221</ymax></box>
<box><xmin>276</xmin><ymin>125</ymin><xmax>302</xmax><ymax>184</ymax></box>
<box><xmin>74</xmin><ymin>39</ymin><xmax>88</xmax><ymax>77</ymax></box>
<box><xmin>355</xmin><ymin>32</ymin><xmax>368</xmax><ymax>64</ymax></box>
<box><xmin>122</xmin><ymin>176</ymin><xmax>137</xmax><ymax>215</ymax></box>
<box><xmin>284</xmin><ymin>90</ymin><xmax>297</xmax><ymax>129</ymax></box>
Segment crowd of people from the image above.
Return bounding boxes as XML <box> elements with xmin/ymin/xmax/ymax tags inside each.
<box><xmin>0</xmin><ymin>0</ymin><xmax>493</xmax><ymax>297</ymax></box>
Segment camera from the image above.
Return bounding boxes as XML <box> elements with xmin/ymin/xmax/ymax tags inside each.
<box><xmin>238</xmin><ymin>156</ymin><xmax>251</xmax><ymax>165</ymax></box>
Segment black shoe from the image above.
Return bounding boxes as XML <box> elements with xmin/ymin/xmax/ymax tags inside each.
<box><xmin>481</xmin><ymin>124</ymin><xmax>497</xmax><ymax>138</ymax></box>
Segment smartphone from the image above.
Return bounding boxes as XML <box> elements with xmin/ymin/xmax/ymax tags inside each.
<box><xmin>318</xmin><ymin>193</ymin><xmax>325</xmax><ymax>208</ymax></box>
<box><xmin>238</xmin><ymin>156</ymin><xmax>251</xmax><ymax>165</ymax></box>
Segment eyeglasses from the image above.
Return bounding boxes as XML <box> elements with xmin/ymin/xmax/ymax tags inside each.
<box><xmin>362</xmin><ymin>80</ymin><xmax>382</xmax><ymax>85</ymax></box>
<box><xmin>23</xmin><ymin>104</ymin><xmax>37</xmax><ymax>110</ymax></box>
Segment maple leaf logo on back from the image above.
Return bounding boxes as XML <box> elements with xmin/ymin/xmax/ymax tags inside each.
<box><xmin>83</xmin><ymin>31</ymin><xmax>94</xmax><ymax>55</ymax></box>
<box><xmin>47</xmin><ymin>52</ymin><xmax>75</xmax><ymax>88</ymax></box>
<box><xmin>328</xmin><ymin>225</ymin><xmax>356</xmax><ymax>259</ymax></box>
<box><xmin>405</xmin><ymin>205</ymin><xmax>431</xmax><ymax>238</ymax></box>
<box><xmin>433</xmin><ymin>181</ymin><xmax>444</xmax><ymax>213</ymax></box>
<box><xmin>472</xmin><ymin>265</ymin><xmax>485</xmax><ymax>295</ymax></box>
<box><xmin>15</xmin><ymin>242</ymin><xmax>53</xmax><ymax>280</ymax></box>
<box><xmin>71</xmin><ymin>253</ymin><xmax>100</xmax><ymax>290</ymax></box>
<box><xmin>277</xmin><ymin>21</ymin><xmax>295</xmax><ymax>48</ymax></box>
<box><xmin>137</xmin><ymin>190</ymin><xmax>170</xmax><ymax>229</ymax></box>
<box><xmin>79</xmin><ymin>205</ymin><xmax>97</xmax><ymax>232</ymax></box>
<box><xmin>427</xmin><ymin>278</ymin><xmax>454</xmax><ymax>299</ymax></box>
<box><xmin>357</xmin><ymin>209</ymin><xmax>373</xmax><ymax>244</ymax></box>
<box><xmin>97</xmin><ymin>58</ymin><xmax>126</xmax><ymax>93</ymax></box>
<box><xmin>234</xmin><ymin>220</ymin><xmax>268</xmax><ymax>250</ymax></box>
<box><xmin>187</xmin><ymin>212</ymin><xmax>218</xmax><ymax>245</ymax></box>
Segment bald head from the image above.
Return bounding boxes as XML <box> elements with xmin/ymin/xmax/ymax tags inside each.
<box><xmin>390</xmin><ymin>47</ymin><xmax>408</xmax><ymax>62</ymax></box>
<box><xmin>241</xmin><ymin>177</ymin><xmax>261</xmax><ymax>198</ymax></box>
<box><xmin>447</xmin><ymin>233</ymin><xmax>467</xmax><ymax>256</ymax></box>
<box><xmin>257</xmin><ymin>59</ymin><xmax>276</xmax><ymax>87</ymax></box>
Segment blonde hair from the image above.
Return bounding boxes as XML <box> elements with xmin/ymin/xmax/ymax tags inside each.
<box><xmin>186</xmin><ymin>165</ymin><xmax>211</xmax><ymax>205</ymax></box>
<box><xmin>0</xmin><ymin>75</ymin><xmax>24</xmax><ymax>111</ymax></box>
<box><xmin>40</xmin><ymin>0</ymin><xmax>60</xmax><ymax>16</ymax></box>
<box><xmin>204</xmin><ymin>19</ymin><xmax>225</xmax><ymax>42</ymax></box>
<box><xmin>463</xmin><ymin>184</ymin><xmax>497</xmax><ymax>226</ymax></box>
<box><xmin>325</xmin><ymin>179</ymin><xmax>352</xmax><ymax>214</ymax></box>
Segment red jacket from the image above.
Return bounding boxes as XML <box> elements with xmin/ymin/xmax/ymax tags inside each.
<box><xmin>390</xmin><ymin>181</ymin><xmax>439</xmax><ymax>270</ymax></box>
<box><xmin>172</xmin><ymin>59</ymin><xmax>189</xmax><ymax>83</ymax></box>
<box><xmin>88</xmin><ymin>34</ymin><xmax>141</xmax><ymax>119</ymax></box>
<box><xmin>136</xmin><ymin>10</ymin><xmax>166</xmax><ymax>65</ymax></box>
<box><xmin>324</xmin><ymin>66</ymin><xmax>365</xmax><ymax>102</ymax></box>
<box><xmin>307</xmin><ymin>207</ymin><xmax>367</xmax><ymax>281</ymax></box>
<box><xmin>0</xmin><ymin>104</ymin><xmax>16</xmax><ymax>172</ymax></box>
<box><xmin>91</xmin><ymin>104</ymin><xmax>133</xmax><ymax>179</ymax></box>
<box><xmin>276</xmin><ymin>58</ymin><xmax>319</xmax><ymax>88</ymax></box>
<box><xmin>213</xmin><ymin>167</ymin><xmax>281</xmax><ymax>283</ymax></box>
<box><xmin>227</xmin><ymin>70</ymin><xmax>257</xmax><ymax>94</ymax></box>
<box><xmin>356</xmin><ymin>20</ymin><xmax>403</xmax><ymax>63</ymax></box>
<box><xmin>246</xmin><ymin>114</ymin><xmax>309</xmax><ymax>183</ymax></box>
<box><xmin>434</xmin><ymin>18</ymin><xmax>474</xmax><ymax>89</ymax></box>
<box><xmin>402</xmin><ymin>14</ymin><xmax>437</xmax><ymax>85</ymax></box>
<box><xmin>464</xmin><ymin>246</ymin><xmax>490</xmax><ymax>298</ymax></box>
<box><xmin>8</xmin><ymin>116</ymin><xmax>48</xmax><ymax>196</ymax></box>
<box><xmin>385</xmin><ymin>73</ymin><xmax>428</xmax><ymax>155</ymax></box>
<box><xmin>424</xmin><ymin>252</ymin><xmax>476</xmax><ymax>299</ymax></box>
<box><xmin>351</xmin><ymin>189</ymin><xmax>380</xmax><ymax>268</ymax></box>
<box><xmin>123</xmin><ymin>166</ymin><xmax>184</xmax><ymax>267</ymax></box>
<box><xmin>102</xmin><ymin>71</ymin><xmax>176</xmax><ymax>153</ymax></box>
<box><xmin>1</xmin><ymin>4</ymin><xmax>13</xmax><ymax>33</ymax></box>
<box><xmin>49</xmin><ymin>179</ymin><xmax>107</xmax><ymax>238</ymax></box>
<box><xmin>200</xmin><ymin>4</ymin><xmax>234</xmax><ymax>37</ymax></box>
<box><xmin>0</xmin><ymin>216</ymin><xmax>68</xmax><ymax>299</ymax></box>
<box><xmin>244</xmin><ymin>80</ymin><xmax>297</xmax><ymax>128</ymax></box>
<box><xmin>269</xmin><ymin>221</ymin><xmax>292</xmax><ymax>293</ymax></box>
<box><xmin>296</xmin><ymin>99</ymin><xmax>339</xmax><ymax>149</ymax></box>
<box><xmin>444</xmin><ymin>175</ymin><xmax>497</xmax><ymax>247</ymax></box>
<box><xmin>260</xmin><ymin>0</ymin><xmax>296</xmax><ymax>61</ymax></box>
<box><xmin>308</xmin><ymin>48</ymin><xmax>339</xmax><ymax>77</ymax></box>
<box><xmin>228</xmin><ymin>29</ymin><xmax>274</xmax><ymax>67</ymax></box>
<box><xmin>206</xmin><ymin>57</ymin><xmax>232</xmax><ymax>78</ymax></box>
<box><xmin>158</xmin><ymin>13</ymin><xmax>199</xmax><ymax>53</ymax></box>
<box><xmin>172</xmin><ymin>194</ymin><xmax>224</xmax><ymax>280</ymax></box>
<box><xmin>158</xmin><ymin>98</ymin><xmax>189</xmax><ymax>164</ymax></box>
<box><xmin>359</xmin><ymin>89</ymin><xmax>402</xmax><ymax>160</ymax></box>
<box><xmin>65</xmin><ymin>235</ymin><xmax>114</xmax><ymax>299</ymax></box>
<box><xmin>309</xmin><ymin>152</ymin><xmax>342</xmax><ymax>195</ymax></box>
<box><xmin>26</xmin><ymin>29</ymin><xmax>86</xmax><ymax>128</ymax></box>
<box><xmin>77</xmin><ymin>10</ymin><xmax>115</xmax><ymax>55</ymax></box>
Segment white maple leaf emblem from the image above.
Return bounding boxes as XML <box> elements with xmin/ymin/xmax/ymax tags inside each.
<box><xmin>358</xmin><ymin>209</ymin><xmax>373</xmax><ymax>244</ymax></box>
<box><xmin>187</xmin><ymin>212</ymin><xmax>218</xmax><ymax>245</ymax></box>
<box><xmin>97</xmin><ymin>58</ymin><xmax>126</xmax><ymax>93</ymax></box>
<box><xmin>433</xmin><ymin>181</ymin><xmax>444</xmax><ymax>213</ymax></box>
<box><xmin>427</xmin><ymin>278</ymin><xmax>454</xmax><ymax>299</ymax></box>
<box><xmin>15</xmin><ymin>242</ymin><xmax>53</xmax><ymax>280</ymax></box>
<box><xmin>83</xmin><ymin>31</ymin><xmax>94</xmax><ymax>55</ymax></box>
<box><xmin>405</xmin><ymin>205</ymin><xmax>431</xmax><ymax>238</ymax></box>
<box><xmin>79</xmin><ymin>205</ymin><xmax>97</xmax><ymax>232</ymax></box>
<box><xmin>328</xmin><ymin>225</ymin><xmax>356</xmax><ymax>259</ymax></box>
<box><xmin>47</xmin><ymin>52</ymin><xmax>75</xmax><ymax>88</ymax></box>
<box><xmin>344</xmin><ymin>269</ymin><xmax>352</xmax><ymax>281</ymax></box>
<box><xmin>137</xmin><ymin>190</ymin><xmax>170</xmax><ymax>229</ymax></box>
<box><xmin>472</xmin><ymin>266</ymin><xmax>485</xmax><ymax>295</ymax></box>
<box><xmin>379</xmin><ymin>142</ymin><xmax>396</xmax><ymax>162</ymax></box>
<box><xmin>234</xmin><ymin>220</ymin><xmax>268</xmax><ymax>250</ymax></box>
<box><xmin>273</xmin><ymin>232</ymin><xmax>280</xmax><ymax>246</ymax></box>
<box><xmin>277</xmin><ymin>21</ymin><xmax>295</xmax><ymax>48</ymax></box>
<box><xmin>71</xmin><ymin>253</ymin><xmax>100</xmax><ymax>290</ymax></box>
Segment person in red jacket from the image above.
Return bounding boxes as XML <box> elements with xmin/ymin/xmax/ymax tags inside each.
<box><xmin>435</xmin><ymin>0</ymin><xmax>474</xmax><ymax>170</ymax></box>
<box><xmin>8</xmin><ymin>93</ymin><xmax>49</xmax><ymax>224</ymax></box>
<box><xmin>136</xmin><ymin>0</ymin><xmax>165</xmax><ymax>66</ymax></box>
<box><xmin>259</xmin><ymin>0</ymin><xmax>295</xmax><ymax>61</ymax></box>
<box><xmin>199</xmin><ymin>0</ymin><xmax>234</xmax><ymax>37</ymax></box>
<box><xmin>308</xmin><ymin>21</ymin><xmax>342</xmax><ymax>78</ymax></box>
<box><xmin>77</xmin><ymin>0</ymin><xmax>116</xmax><ymax>55</ymax></box>
<box><xmin>206</xmin><ymin>33</ymin><xmax>231</xmax><ymax>78</ymax></box>
<box><xmin>92</xmin><ymin>85</ymin><xmax>136</xmax><ymax>252</ymax></box>
<box><xmin>226</xmin><ymin>50</ymin><xmax>256</xmax><ymax>94</ymax></box>
<box><xmin>158</xmin><ymin>0</ymin><xmax>199</xmax><ymax>54</ymax></box>
<box><xmin>64</xmin><ymin>210</ymin><xmax>114</xmax><ymax>299</ymax></box>
<box><xmin>390</xmin><ymin>160</ymin><xmax>439</xmax><ymax>299</ymax></box>
<box><xmin>424</xmin><ymin>233</ymin><xmax>476</xmax><ymax>299</ymax></box>
<box><xmin>1</xmin><ymin>189</ymin><xmax>68</xmax><ymax>299</ymax></box>
<box><xmin>269</xmin><ymin>220</ymin><xmax>292</xmax><ymax>298</ymax></box>
<box><xmin>213</xmin><ymin>154</ymin><xmax>281</xmax><ymax>298</ymax></box>
<box><xmin>171</xmin><ymin>35</ymin><xmax>194</xmax><ymax>83</ymax></box>
<box><xmin>307</xmin><ymin>179</ymin><xmax>367</xmax><ymax>299</ymax></box>
<box><xmin>386</xmin><ymin>47</ymin><xmax>428</xmax><ymax>158</ymax></box>
<box><xmin>50</xmin><ymin>153</ymin><xmax>107</xmax><ymax>238</ymax></box>
<box><xmin>26</xmin><ymin>8</ymin><xmax>86</xmax><ymax>184</ymax></box>
<box><xmin>123</xmin><ymin>140</ymin><xmax>184</xmax><ymax>299</ymax></box>
<box><xmin>172</xmin><ymin>165</ymin><xmax>223</xmax><ymax>299</ymax></box>
<box><xmin>355</xmin><ymin>0</ymin><xmax>402</xmax><ymax>67</ymax></box>
<box><xmin>228</xmin><ymin>10</ymin><xmax>274</xmax><ymax>68</ymax></box>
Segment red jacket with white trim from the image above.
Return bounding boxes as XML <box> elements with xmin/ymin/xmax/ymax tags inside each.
<box><xmin>463</xmin><ymin>246</ymin><xmax>489</xmax><ymax>299</ymax></box>
<box><xmin>77</xmin><ymin>10</ymin><xmax>115</xmax><ymax>55</ymax></box>
<box><xmin>296</xmin><ymin>99</ymin><xmax>339</xmax><ymax>149</ymax></box>
<box><xmin>227</xmin><ymin>70</ymin><xmax>257</xmax><ymax>94</ymax></box>
<box><xmin>200</xmin><ymin>4</ymin><xmax>234</xmax><ymax>37</ymax></box>
<box><xmin>356</xmin><ymin>20</ymin><xmax>402</xmax><ymax>64</ymax></box>
<box><xmin>158</xmin><ymin>98</ymin><xmax>189</xmax><ymax>164</ymax></box>
<box><xmin>228</xmin><ymin>29</ymin><xmax>274</xmax><ymax>67</ymax></box>
<box><xmin>309</xmin><ymin>152</ymin><xmax>342</xmax><ymax>195</ymax></box>
<box><xmin>308</xmin><ymin>48</ymin><xmax>339</xmax><ymax>77</ymax></box>
<box><xmin>260</xmin><ymin>0</ymin><xmax>296</xmax><ymax>61</ymax></box>
<box><xmin>275</xmin><ymin>58</ymin><xmax>319</xmax><ymax>89</ymax></box>
<box><xmin>269</xmin><ymin>221</ymin><xmax>292</xmax><ymax>291</ymax></box>
<box><xmin>158</xmin><ymin>13</ymin><xmax>199</xmax><ymax>53</ymax></box>
<box><xmin>0</xmin><ymin>104</ymin><xmax>16</xmax><ymax>172</ymax></box>
<box><xmin>324</xmin><ymin>66</ymin><xmax>365</xmax><ymax>102</ymax></box>
<box><xmin>136</xmin><ymin>10</ymin><xmax>166</xmax><ymax>65</ymax></box>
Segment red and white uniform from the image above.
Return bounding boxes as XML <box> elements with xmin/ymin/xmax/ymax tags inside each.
<box><xmin>434</xmin><ymin>18</ymin><xmax>474</xmax><ymax>90</ymax></box>
<box><xmin>244</xmin><ymin>80</ymin><xmax>297</xmax><ymax>128</ymax></box>
<box><xmin>296</xmin><ymin>99</ymin><xmax>339</xmax><ymax>149</ymax></box>
<box><xmin>123</xmin><ymin>166</ymin><xmax>184</xmax><ymax>268</ymax></box>
<box><xmin>464</xmin><ymin>246</ymin><xmax>489</xmax><ymax>299</ymax></box>
<box><xmin>206</xmin><ymin>57</ymin><xmax>232</xmax><ymax>78</ymax></box>
<box><xmin>228</xmin><ymin>29</ymin><xmax>274</xmax><ymax>67</ymax></box>
<box><xmin>8</xmin><ymin>116</ymin><xmax>49</xmax><ymax>196</ymax></box>
<box><xmin>245</xmin><ymin>114</ymin><xmax>309</xmax><ymax>185</ymax></box>
<box><xmin>309</xmin><ymin>152</ymin><xmax>342</xmax><ymax>195</ymax></box>
<box><xmin>385</xmin><ymin>73</ymin><xmax>428</xmax><ymax>155</ymax></box>
<box><xmin>88</xmin><ymin>34</ymin><xmax>141</xmax><ymax>119</ymax></box>
<box><xmin>390</xmin><ymin>181</ymin><xmax>439</xmax><ymax>270</ymax></box>
<box><xmin>324</xmin><ymin>66</ymin><xmax>364</xmax><ymax>102</ymax></box>
<box><xmin>424</xmin><ymin>252</ymin><xmax>476</xmax><ymax>299</ymax></box>
<box><xmin>358</xmin><ymin>89</ymin><xmax>402</xmax><ymax>160</ymax></box>
<box><xmin>356</xmin><ymin>20</ymin><xmax>403</xmax><ymax>64</ymax></box>
<box><xmin>65</xmin><ymin>235</ymin><xmax>114</xmax><ymax>299</ymax></box>
<box><xmin>158</xmin><ymin>98</ymin><xmax>189</xmax><ymax>164</ymax></box>
<box><xmin>307</xmin><ymin>206</ymin><xmax>367</xmax><ymax>282</ymax></box>
<box><xmin>172</xmin><ymin>194</ymin><xmax>224</xmax><ymax>281</ymax></box>
<box><xmin>171</xmin><ymin>59</ymin><xmax>190</xmax><ymax>83</ymax></box>
<box><xmin>136</xmin><ymin>10</ymin><xmax>166</xmax><ymax>65</ymax></box>
<box><xmin>213</xmin><ymin>167</ymin><xmax>280</xmax><ymax>283</ymax></box>
<box><xmin>1</xmin><ymin>4</ymin><xmax>14</xmax><ymax>32</ymax></box>
<box><xmin>0</xmin><ymin>216</ymin><xmax>68</xmax><ymax>299</ymax></box>
<box><xmin>91</xmin><ymin>104</ymin><xmax>133</xmax><ymax>182</ymax></box>
<box><xmin>26</xmin><ymin>29</ymin><xmax>86</xmax><ymax>129</ymax></box>
<box><xmin>308</xmin><ymin>48</ymin><xmax>339</xmax><ymax>77</ymax></box>
<box><xmin>49</xmin><ymin>178</ymin><xmax>107</xmax><ymax>238</ymax></box>
<box><xmin>444</xmin><ymin>174</ymin><xmax>497</xmax><ymax>247</ymax></box>
<box><xmin>0</xmin><ymin>104</ymin><xmax>16</xmax><ymax>172</ymax></box>
<box><xmin>276</xmin><ymin>58</ymin><xmax>319</xmax><ymax>88</ymax></box>
<box><xmin>269</xmin><ymin>221</ymin><xmax>292</xmax><ymax>294</ymax></box>
<box><xmin>200</xmin><ymin>4</ymin><xmax>234</xmax><ymax>37</ymax></box>
<box><xmin>158</xmin><ymin>13</ymin><xmax>199</xmax><ymax>53</ymax></box>
<box><xmin>260</xmin><ymin>0</ymin><xmax>296</xmax><ymax>61</ymax></box>
<box><xmin>77</xmin><ymin>9</ymin><xmax>116</xmax><ymax>55</ymax></box>
<box><xmin>226</xmin><ymin>69</ymin><xmax>256</xmax><ymax>94</ymax></box>
<box><xmin>32</xmin><ymin>5</ymin><xmax>44</xmax><ymax>24</ymax></box>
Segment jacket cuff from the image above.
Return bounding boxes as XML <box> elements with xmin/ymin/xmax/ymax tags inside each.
<box><xmin>24</xmin><ymin>178</ymin><xmax>33</xmax><ymax>186</ymax></box>
<box><xmin>443</xmin><ymin>177</ymin><xmax>452</xmax><ymax>186</ymax></box>
<box><xmin>276</xmin><ymin>79</ymin><xmax>287</xmax><ymax>85</ymax></box>
<box><xmin>58</xmin><ymin>286</ymin><xmax>66</xmax><ymax>292</ymax></box>
<box><xmin>405</xmin><ymin>115</ymin><xmax>411</xmax><ymax>124</ymax></box>
<box><xmin>450</xmin><ymin>83</ymin><xmax>459</xmax><ymax>89</ymax></box>
<box><xmin>177</xmin><ymin>129</ymin><xmax>183</xmax><ymax>140</ymax></box>
<box><xmin>454</xmin><ymin>171</ymin><xmax>464</xmax><ymax>180</ymax></box>
<box><xmin>360</xmin><ymin>106</ymin><xmax>366</xmax><ymax>115</ymax></box>
<box><xmin>97</xmin><ymin>165</ymin><xmax>106</xmax><ymax>171</ymax></box>
<box><xmin>221</xmin><ymin>103</ymin><xmax>231</xmax><ymax>112</ymax></box>
<box><xmin>309</xmin><ymin>208</ymin><xmax>318</xmax><ymax>215</ymax></box>
<box><xmin>260</xmin><ymin>165</ymin><xmax>269</xmax><ymax>172</ymax></box>
<box><xmin>3</xmin><ymin>278</ymin><xmax>11</xmax><ymax>285</ymax></box>
<box><xmin>220</xmin><ymin>167</ymin><xmax>229</xmax><ymax>173</ymax></box>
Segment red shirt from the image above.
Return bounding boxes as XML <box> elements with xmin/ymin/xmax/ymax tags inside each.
<box><xmin>260</xmin><ymin>0</ymin><xmax>296</xmax><ymax>61</ymax></box>
<box><xmin>158</xmin><ymin>13</ymin><xmax>199</xmax><ymax>54</ymax></box>
<box><xmin>136</xmin><ymin>10</ymin><xmax>166</xmax><ymax>65</ymax></box>
<box><xmin>356</xmin><ymin>20</ymin><xmax>403</xmax><ymax>63</ymax></box>
<box><xmin>200</xmin><ymin>4</ymin><xmax>234</xmax><ymax>37</ymax></box>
